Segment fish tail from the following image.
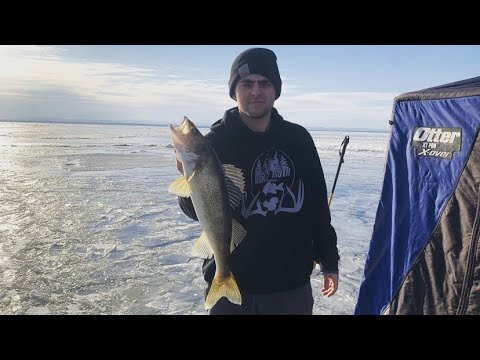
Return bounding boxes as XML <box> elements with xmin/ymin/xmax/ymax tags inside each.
<box><xmin>204</xmin><ymin>272</ymin><xmax>242</xmax><ymax>310</ymax></box>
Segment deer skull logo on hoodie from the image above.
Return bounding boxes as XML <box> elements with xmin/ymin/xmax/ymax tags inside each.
<box><xmin>241</xmin><ymin>149</ymin><xmax>304</xmax><ymax>218</ymax></box>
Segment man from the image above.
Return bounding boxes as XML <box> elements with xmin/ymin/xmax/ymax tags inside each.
<box><xmin>176</xmin><ymin>47</ymin><xmax>339</xmax><ymax>314</ymax></box>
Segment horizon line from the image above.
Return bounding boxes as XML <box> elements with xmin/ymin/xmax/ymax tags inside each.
<box><xmin>0</xmin><ymin>118</ymin><xmax>390</xmax><ymax>133</ymax></box>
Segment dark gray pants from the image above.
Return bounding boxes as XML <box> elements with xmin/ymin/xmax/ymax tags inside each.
<box><xmin>208</xmin><ymin>282</ymin><xmax>314</xmax><ymax>315</ymax></box>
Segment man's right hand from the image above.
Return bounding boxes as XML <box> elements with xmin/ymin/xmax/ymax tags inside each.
<box><xmin>176</xmin><ymin>159</ymin><xmax>184</xmax><ymax>174</ymax></box>
<box><xmin>174</xmin><ymin>150</ymin><xmax>184</xmax><ymax>174</ymax></box>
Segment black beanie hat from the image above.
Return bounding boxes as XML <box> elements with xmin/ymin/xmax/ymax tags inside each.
<box><xmin>228</xmin><ymin>48</ymin><xmax>282</xmax><ymax>100</ymax></box>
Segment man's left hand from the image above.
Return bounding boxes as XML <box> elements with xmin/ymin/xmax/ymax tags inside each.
<box><xmin>321</xmin><ymin>273</ymin><xmax>339</xmax><ymax>297</ymax></box>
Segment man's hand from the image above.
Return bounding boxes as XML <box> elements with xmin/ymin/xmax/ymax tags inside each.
<box><xmin>321</xmin><ymin>273</ymin><xmax>339</xmax><ymax>297</ymax></box>
<box><xmin>176</xmin><ymin>159</ymin><xmax>184</xmax><ymax>174</ymax></box>
<box><xmin>174</xmin><ymin>150</ymin><xmax>184</xmax><ymax>174</ymax></box>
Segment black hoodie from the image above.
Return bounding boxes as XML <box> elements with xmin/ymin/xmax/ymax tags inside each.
<box><xmin>179</xmin><ymin>107</ymin><xmax>339</xmax><ymax>294</ymax></box>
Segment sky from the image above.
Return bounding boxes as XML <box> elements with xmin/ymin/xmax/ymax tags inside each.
<box><xmin>1</xmin><ymin>45</ymin><xmax>479</xmax><ymax>130</ymax></box>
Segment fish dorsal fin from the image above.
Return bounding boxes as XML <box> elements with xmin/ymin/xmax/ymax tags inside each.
<box><xmin>168</xmin><ymin>176</ymin><xmax>192</xmax><ymax>198</ymax></box>
<box><xmin>223</xmin><ymin>164</ymin><xmax>245</xmax><ymax>209</ymax></box>
<box><xmin>230</xmin><ymin>218</ymin><xmax>247</xmax><ymax>253</ymax></box>
<box><xmin>192</xmin><ymin>231</ymin><xmax>213</xmax><ymax>259</ymax></box>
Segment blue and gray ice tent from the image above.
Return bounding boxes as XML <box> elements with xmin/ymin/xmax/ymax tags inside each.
<box><xmin>355</xmin><ymin>76</ymin><xmax>480</xmax><ymax>315</ymax></box>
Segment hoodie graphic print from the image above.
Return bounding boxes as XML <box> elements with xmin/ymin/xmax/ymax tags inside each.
<box><xmin>241</xmin><ymin>148</ymin><xmax>303</xmax><ymax>218</ymax></box>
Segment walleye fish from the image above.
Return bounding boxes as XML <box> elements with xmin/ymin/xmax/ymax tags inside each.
<box><xmin>168</xmin><ymin>116</ymin><xmax>246</xmax><ymax>310</ymax></box>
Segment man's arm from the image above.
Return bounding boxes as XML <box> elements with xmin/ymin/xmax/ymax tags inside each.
<box><xmin>307</xmin><ymin>133</ymin><xmax>340</xmax><ymax>297</ymax></box>
<box><xmin>304</xmin><ymin>131</ymin><xmax>340</xmax><ymax>274</ymax></box>
<box><xmin>178</xmin><ymin>196</ymin><xmax>198</xmax><ymax>221</ymax></box>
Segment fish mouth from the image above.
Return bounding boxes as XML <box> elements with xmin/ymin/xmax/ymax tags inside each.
<box><xmin>170</xmin><ymin>122</ymin><xmax>185</xmax><ymax>153</ymax></box>
<box><xmin>170</xmin><ymin>116</ymin><xmax>196</xmax><ymax>152</ymax></box>
<box><xmin>179</xmin><ymin>116</ymin><xmax>195</xmax><ymax>133</ymax></box>
<box><xmin>171</xmin><ymin>116</ymin><xmax>194</xmax><ymax>136</ymax></box>
<box><xmin>170</xmin><ymin>123</ymin><xmax>180</xmax><ymax>143</ymax></box>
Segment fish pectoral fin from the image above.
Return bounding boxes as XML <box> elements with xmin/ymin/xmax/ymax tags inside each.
<box><xmin>223</xmin><ymin>164</ymin><xmax>245</xmax><ymax>209</ymax></box>
<box><xmin>205</xmin><ymin>272</ymin><xmax>242</xmax><ymax>310</ymax></box>
<box><xmin>230</xmin><ymin>218</ymin><xmax>247</xmax><ymax>253</ymax></box>
<box><xmin>192</xmin><ymin>231</ymin><xmax>213</xmax><ymax>259</ymax></box>
<box><xmin>168</xmin><ymin>176</ymin><xmax>192</xmax><ymax>198</ymax></box>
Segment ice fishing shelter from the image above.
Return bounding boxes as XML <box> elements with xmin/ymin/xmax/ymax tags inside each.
<box><xmin>355</xmin><ymin>76</ymin><xmax>480</xmax><ymax>315</ymax></box>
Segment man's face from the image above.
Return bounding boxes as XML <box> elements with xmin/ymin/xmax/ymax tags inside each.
<box><xmin>234</xmin><ymin>74</ymin><xmax>276</xmax><ymax>119</ymax></box>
